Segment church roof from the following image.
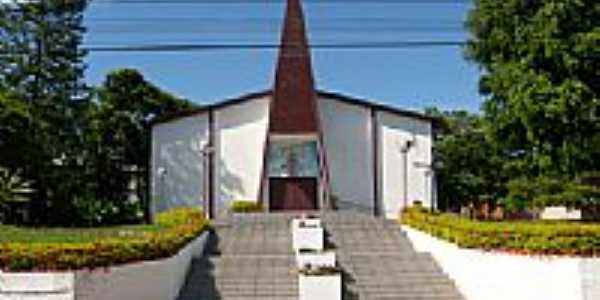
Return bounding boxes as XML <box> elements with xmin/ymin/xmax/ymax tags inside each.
<box><xmin>150</xmin><ymin>89</ymin><xmax>435</xmax><ymax>126</ymax></box>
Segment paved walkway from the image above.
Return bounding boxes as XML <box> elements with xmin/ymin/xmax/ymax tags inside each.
<box><xmin>177</xmin><ymin>212</ymin><xmax>464</xmax><ymax>300</ymax></box>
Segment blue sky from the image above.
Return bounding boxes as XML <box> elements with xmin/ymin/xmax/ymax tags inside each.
<box><xmin>83</xmin><ymin>1</ymin><xmax>482</xmax><ymax>112</ymax></box>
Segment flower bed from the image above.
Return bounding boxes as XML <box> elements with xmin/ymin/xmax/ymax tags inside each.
<box><xmin>401</xmin><ymin>207</ymin><xmax>600</xmax><ymax>256</ymax></box>
<box><xmin>0</xmin><ymin>208</ymin><xmax>208</xmax><ymax>271</ymax></box>
<box><xmin>230</xmin><ymin>201</ymin><xmax>262</xmax><ymax>213</ymax></box>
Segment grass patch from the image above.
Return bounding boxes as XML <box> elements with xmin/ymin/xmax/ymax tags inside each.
<box><xmin>0</xmin><ymin>224</ymin><xmax>163</xmax><ymax>243</ymax></box>
<box><xmin>0</xmin><ymin>208</ymin><xmax>208</xmax><ymax>271</ymax></box>
<box><xmin>401</xmin><ymin>207</ymin><xmax>600</xmax><ymax>256</ymax></box>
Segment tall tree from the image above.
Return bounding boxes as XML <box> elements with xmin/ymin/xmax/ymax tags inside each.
<box><xmin>0</xmin><ymin>90</ymin><xmax>30</xmax><ymax>170</ymax></box>
<box><xmin>466</xmin><ymin>0</ymin><xmax>600</xmax><ymax>177</ymax></box>
<box><xmin>84</xmin><ymin>69</ymin><xmax>193</xmax><ymax>222</ymax></box>
<box><xmin>427</xmin><ymin>108</ymin><xmax>504</xmax><ymax>211</ymax></box>
<box><xmin>0</xmin><ymin>0</ymin><xmax>89</xmax><ymax>223</ymax></box>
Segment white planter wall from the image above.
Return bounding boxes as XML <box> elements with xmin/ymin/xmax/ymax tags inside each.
<box><xmin>404</xmin><ymin>226</ymin><xmax>600</xmax><ymax>300</ymax></box>
<box><xmin>0</xmin><ymin>273</ymin><xmax>74</xmax><ymax>300</ymax></box>
<box><xmin>296</xmin><ymin>251</ymin><xmax>336</xmax><ymax>269</ymax></box>
<box><xmin>298</xmin><ymin>274</ymin><xmax>342</xmax><ymax>300</ymax></box>
<box><xmin>0</xmin><ymin>232</ymin><xmax>209</xmax><ymax>300</ymax></box>
<box><xmin>291</xmin><ymin>218</ymin><xmax>322</xmax><ymax>232</ymax></box>
<box><xmin>293</xmin><ymin>227</ymin><xmax>324</xmax><ymax>251</ymax></box>
<box><xmin>541</xmin><ymin>206</ymin><xmax>582</xmax><ymax>220</ymax></box>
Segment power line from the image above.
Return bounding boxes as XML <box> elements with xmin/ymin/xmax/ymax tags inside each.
<box><xmin>83</xmin><ymin>40</ymin><xmax>466</xmax><ymax>52</ymax></box>
<box><xmin>86</xmin><ymin>17</ymin><xmax>464</xmax><ymax>22</ymax></box>
<box><xmin>86</xmin><ymin>26</ymin><xmax>464</xmax><ymax>34</ymax></box>
<box><xmin>85</xmin><ymin>17</ymin><xmax>465</xmax><ymax>33</ymax></box>
<box><xmin>84</xmin><ymin>17</ymin><xmax>466</xmax><ymax>34</ymax></box>
<box><xmin>89</xmin><ymin>0</ymin><xmax>471</xmax><ymax>4</ymax></box>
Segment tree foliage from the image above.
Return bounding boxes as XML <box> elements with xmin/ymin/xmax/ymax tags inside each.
<box><xmin>0</xmin><ymin>0</ymin><xmax>89</xmax><ymax>224</ymax></box>
<box><xmin>466</xmin><ymin>0</ymin><xmax>600</xmax><ymax>177</ymax></box>
<box><xmin>427</xmin><ymin>109</ymin><xmax>504</xmax><ymax>211</ymax></box>
<box><xmin>0</xmin><ymin>2</ymin><xmax>194</xmax><ymax>225</ymax></box>
<box><xmin>83</xmin><ymin>69</ymin><xmax>193</xmax><ymax>210</ymax></box>
<box><xmin>432</xmin><ymin>0</ymin><xmax>600</xmax><ymax>212</ymax></box>
<box><xmin>0</xmin><ymin>90</ymin><xmax>30</xmax><ymax>169</ymax></box>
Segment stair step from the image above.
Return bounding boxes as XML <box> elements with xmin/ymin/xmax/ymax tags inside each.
<box><xmin>176</xmin><ymin>212</ymin><xmax>464</xmax><ymax>300</ymax></box>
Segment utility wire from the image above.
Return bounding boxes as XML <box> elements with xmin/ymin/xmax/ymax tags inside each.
<box><xmin>83</xmin><ymin>40</ymin><xmax>466</xmax><ymax>52</ymax></box>
<box><xmin>86</xmin><ymin>27</ymin><xmax>464</xmax><ymax>34</ymax></box>
<box><xmin>90</xmin><ymin>0</ymin><xmax>470</xmax><ymax>3</ymax></box>
<box><xmin>84</xmin><ymin>17</ymin><xmax>466</xmax><ymax>34</ymax></box>
<box><xmin>86</xmin><ymin>17</ymin><xmax>464</xmax><ymax>22</ymax></box>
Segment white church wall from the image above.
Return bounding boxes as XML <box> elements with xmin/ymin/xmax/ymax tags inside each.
<box><xmin>378</xmin><ymin>111</ymin><xmax>433</xmax><ymax>219</ymax></box>
<box><xmin>151</xmin><ymin>114</ymin><xmax>209</xmax><ymax>214</ymax></box>
<box><xmin>319</xmin><ymin>97</ymin><xmax>375</xmax><ymax>213</ymax></box>
<box><xmin>214</xmin><ymin>96</ymin><xmax>270</xmax><ymax>216</ymax></box>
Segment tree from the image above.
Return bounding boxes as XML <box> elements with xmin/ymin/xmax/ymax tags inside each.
<box><xmin>466</xmin><ymin>0</ymin><xmax>600</xmax><ymax>177</ymax></box>
<box><xmin>83</xmin><ymin>69</ymin><xmax>193</xmax><ymax>223</ymax></box>
<box><xmin>0</xmin><ymin>0</ymin><xmax>89</xmax><ymax>224</ymax></box>
<box><xmin>427</xmin><ymin>108</ymin><xmax>504</xmax><ymax>211</ymax></box>
<box><xmin>2</xmin><ymin>3</ymin><xmax>195</xmax><ymax>225</ymax></box>
<box><xmin>0</xmin><ymin>90</ymin><xmax>30</xmax><ymax>169</ymax></box>
<box><xmin>95</xmin><ymin>69</ymin><xmax>194</xmax><ymax>169</ymax></box>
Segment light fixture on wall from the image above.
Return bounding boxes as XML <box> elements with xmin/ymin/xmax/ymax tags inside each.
<box><xmin>399</xmin><ymin>133</ymin><xmax>417</xmax><ymax>153</ymax></box>
<box><xmin>157</xmin><ymin>167</ymin><xmax>167</xmax><ymax>177</ymax></box>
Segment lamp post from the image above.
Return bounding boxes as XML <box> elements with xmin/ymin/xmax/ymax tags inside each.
<box><xmin>156</xmin><ymin>166</ymin><xmax>167</xmax><ymax>220</ymax></box>
<box><xmin>398</xmin><ymin>135</ymin><xmax>415</xmax><ymax>210</ymax></box>
<box><xmin>414</xmin><ymin>162</ymin><xmax>433</xmax><ymax>210</ymax></box>
<box><xmin>200</xmin><ymin>145</ymin><xmax>214</xmax><ymax>219</ymax></box>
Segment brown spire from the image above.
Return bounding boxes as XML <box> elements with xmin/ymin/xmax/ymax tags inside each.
<box><xmin>270</xmin><ymin>0</ymin><xmax>319</xmax><ymax>133</ymax></box>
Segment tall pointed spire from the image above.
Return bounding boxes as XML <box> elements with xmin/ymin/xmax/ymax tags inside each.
<box><xmin>270</xmin><ymin>0</ymin><xmax>319</xmax><ymax>133</ymax></box>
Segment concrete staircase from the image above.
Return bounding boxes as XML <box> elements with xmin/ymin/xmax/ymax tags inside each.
<box><xmin>176</xmin><ymin>212</ymin><xmax>464</xmax><ymax>300</ymax></box>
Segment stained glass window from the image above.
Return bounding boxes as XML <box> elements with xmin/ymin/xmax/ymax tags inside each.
<box><xmin>268</xmin><ymin>140</ymin><xmax>319</xmax><ymax>177</ymax></box>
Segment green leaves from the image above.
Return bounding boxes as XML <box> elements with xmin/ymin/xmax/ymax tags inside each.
<box><xmin>79</xmin><ymin>69</ymin><xmax>194</xmax><ymax>219</ymax></box>
<box><xmin>428</xmin><ymin>109</ymin><xmax>503</xmax><ymax>210</ymax></box>
<box><xmin>402</xmin><ymin>208</ymin><xmax>600</xmax><ymax>256</ymax></box>
<box><xmin>0</xmin><ymin>1</ymin><xmax>91</xmax><ymax>224</ymax></box>
<box><xmin>467</xmin><ymin>0</ymin><xmax>600</xmax><ymax>177</ymax></box>
<box><xmin>0</xmin><ymin>167</ymin><xmax>34</xmax><ymax>223</ymax></box>
<box><xmin>230</xmin><ymin>201</ymin><xmax>263</xmax><ymax>213</ymax></box>
<box><xmin>0</xmin><ymin>90</ymin><xmax>29</xmax><ymax>120</ymax></box>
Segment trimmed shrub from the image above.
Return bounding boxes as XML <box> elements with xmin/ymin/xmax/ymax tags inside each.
<box><xmin>230</xmin><ymin>201</ymin><xmax>262</xmax><ymax>213</ymax></box>
<box><xmin>0</xmin><ymin>208</ymin><xmax>208</xmax><ymax>271</ymax></box>
<box><xmin>401</xmin><ymin>208</ymin><xmax>600</xmax><ymax>256</ymax></box>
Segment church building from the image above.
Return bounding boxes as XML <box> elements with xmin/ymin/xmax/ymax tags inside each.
<box><xmin>150</xmin><ymin>0</ymin><xmax>435</xmax><ymax>219</ymax></box>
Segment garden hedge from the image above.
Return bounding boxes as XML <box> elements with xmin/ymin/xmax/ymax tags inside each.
<box><xmin>0</xmin><ymin>208</ymin><xmax>208</xmax><ymax>271</ymax></box>
<box><xmin>401</xmin><ymin>208</ymin><xmax>600</xmax><ymax>256</ymax></box>
<box><xmin>230</xmin><ymin>201</ymin><xmax>263</xmax><ymax>213</ymax></box>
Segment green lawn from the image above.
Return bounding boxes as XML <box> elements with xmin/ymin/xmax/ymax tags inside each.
<box><xmin>0</xmin><ymin>223</ymin><xmax>163</xmax><ymax>243</ymax></box>
<box><xmin>0</xmin><ymin>208</ymin><xmax>208</xmax><ymax>271</ymax></box>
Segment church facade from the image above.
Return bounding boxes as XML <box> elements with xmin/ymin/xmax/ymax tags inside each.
<box><xmin>150</xmin><ymin>0</ymin><xmax>435</xmax><ymax>219</ymax></box>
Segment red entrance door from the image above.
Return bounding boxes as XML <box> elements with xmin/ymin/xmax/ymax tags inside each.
<box><xmin>269</xmin><ymin>177</ymin><xmax>317</xmax><ymax>211</ymax></box>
